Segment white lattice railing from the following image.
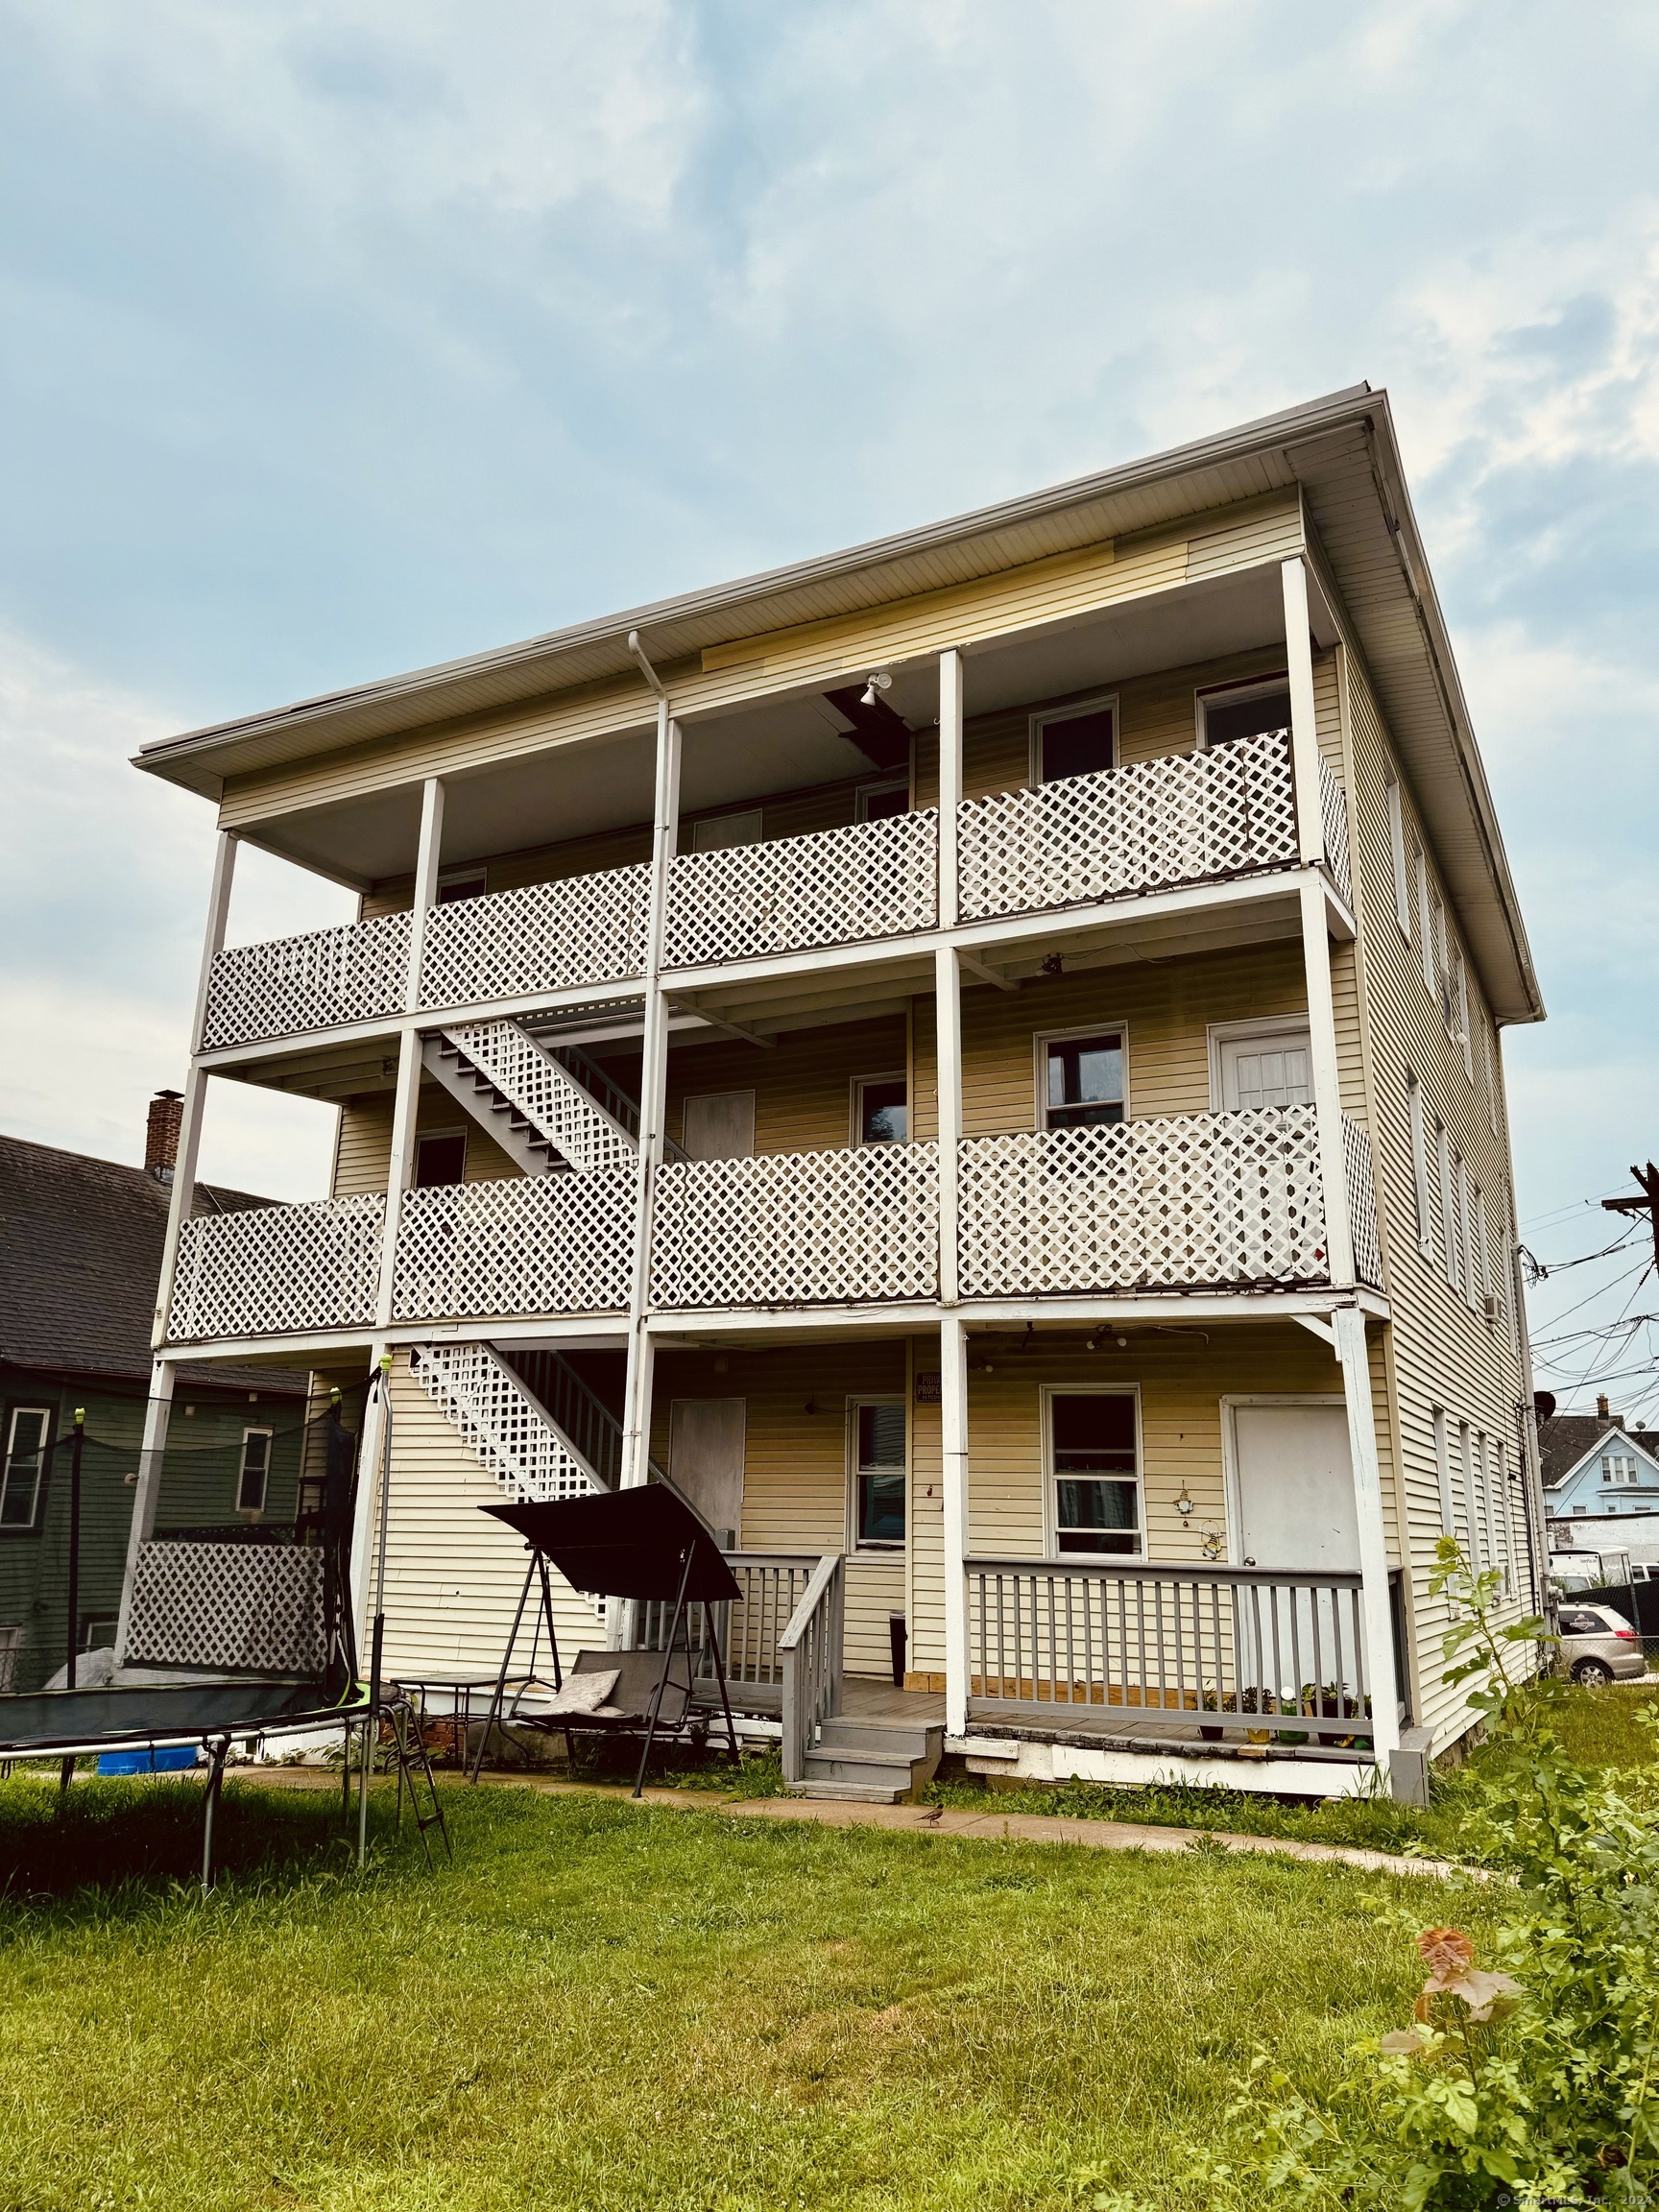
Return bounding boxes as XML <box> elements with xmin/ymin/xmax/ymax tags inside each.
<box><xmin>392</xmin><ymin>1171</ymin><xmax>635</xmax><ymax>1321</ymax></box>
<box><xmin>958</xmin><ymin>730</ymin><xmax>1298</xmax><ymax>922</ymax></box>
<box><xmin>1343</xmin><ymin>1118</ymin><xmax>1384</xmax><ymax>1290</ymax></box>
<box><xmin>167</xmin><ymin>1195</ymin><xmax>386</xmax><ymax>1341</ymax></box>
<box><xmin>418</xmin><ymin>867</ymin><xmax>649</xmax><ymax>1011</ymax></box>
<box><xmin>662</xmin><ymin>810</ymin><xmax>937</xmax><ymax>970</ymax></box>
<box><xmin>1318</xmin><ymin>757</ymin><xmax>1354</xmax><ymax>907</ymax></box>
<box><xmin>443</xmin><ymin>1021</ymin><xmax>635</xmax><ymax>1173</ymax></box>
<box><xmin>126</xmin><ymin>1540</ymin><xmax>327</xmax><ymax>1673</ymax></box>
<box><xmin>651</xmin><ymin>1143</ymin><xmax>940</xmax><ymax>1308</ymax></box>
<box><xmin>201</xmin><ymin>913</ymin><xmax>414</xmax><ymax>1051</ymax></box>
<box><xmin>956</xmin><ymin>1107</ymin><xmax>1332</xmax><ymax>1297</ymax></box>
<box><xmin>408</xmin><ymin>1342</ymin><xmax>602</xmax><ymax>1503</ymax></box>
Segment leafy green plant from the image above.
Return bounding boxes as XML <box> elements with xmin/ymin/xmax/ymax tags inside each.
<box><xmin>1190</xmin><ymin>1538</ymin><xmax>1659</xmax><ymax>2207</ymax></box>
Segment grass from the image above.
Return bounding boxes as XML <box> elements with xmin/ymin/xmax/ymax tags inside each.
<box><xmin>0</xmin><ymin>1768</ymin><xmax>1488</xmax><ymax>2212</ymax></box>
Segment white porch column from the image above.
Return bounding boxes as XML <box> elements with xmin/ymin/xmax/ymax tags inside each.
<box><xmin>349</xmin><ymin>1345</ymin><xmax>393</xmax><ymax>1640</ymax></box>
<box><xmin>935</xmin><ymin>945</ymin><xmax>963</xmax><ymax>1306</ymax></box>
<box><xmin>621</xmin><ymin>696</ymin><xmax>683</xmax><ymax>1491</ymax></box>
<box><xmin>112</xmin><ymin>1357</ymin><xmax>176</xmax><ymax>1665</ymax></box>
<box><xmin>940</xmin><ymin>1313</ymin><xmax>971</xmax><ymax>1736</ymax></box>
<box><xmin>1281</xmin><ymin>558</ymin><xmax>1325</xmax><ymax>868</ymax></box>
<box><xmin>375</xmin><ymin>780</ymin><xmax>446</xmax><ymax>1329</ymax></box>
<box><xmin>1300</xmin><ymin>876</ymin><xmax>1356</xmax><ymax>1288</ymax></box>
<box><xmin>150</xmin><ymin>830</ymin><xmax>238</xmax><ymax>1350</ymax></box>
<box><xmin>1333</xmin><ymin>1306</ymin><xmax>1402</xmax><ymax>1767</ymax></box>
<box><xmin>937</xmin><ymin>646</ymin><xmax>963</xmax><ymax>929</ymax></box>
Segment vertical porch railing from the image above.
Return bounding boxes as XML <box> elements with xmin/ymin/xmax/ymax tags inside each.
<box><xmin>967</xmin><ymin>1558</ymin><xmax>1378</xmax><ymax>1749</ymax></box>
<box><xmin>779</xmin><ymin>1552</ymin><xmax>845</xmax><ymax>1782</ymax></box>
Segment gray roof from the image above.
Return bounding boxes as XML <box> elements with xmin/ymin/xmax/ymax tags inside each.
<box><xmin>0</xmin><ymin>1133</ymin><xmax>306</xmax><ymax>1398</ymax></box>
<box><xmin>1539</xmin><ymin>1413</ymin><xmax>1659</xmax><ymax>1491</ymax></box>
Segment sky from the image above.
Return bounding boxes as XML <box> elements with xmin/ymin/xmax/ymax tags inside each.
<box><xmin>1</xmin><ymin>0</ymin><xmax>1655</xmax><ymax>1415</ymax></box>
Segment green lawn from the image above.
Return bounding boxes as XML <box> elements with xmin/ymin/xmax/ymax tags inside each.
<box><xmin>0</xmin><ymin>1772</ymin><xmax>1482</xmax><ymax>2212</ymax></box>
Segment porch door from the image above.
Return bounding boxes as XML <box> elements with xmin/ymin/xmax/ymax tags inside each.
<box><xmin>668</xmin><ymin>1398</ymin><xmax>746</xmax><ymax>1549</ymax></box>
<box><xmin>1231</xmin><ymin>1403</ymin><xmax>1361</xmax><ymax>1710</ymax></box>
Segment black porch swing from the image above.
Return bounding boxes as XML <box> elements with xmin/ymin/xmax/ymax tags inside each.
<box><xmin>469</xmin><ymin>1485</ymin><xmax>742</xmax><ymax>1796</ymax></box>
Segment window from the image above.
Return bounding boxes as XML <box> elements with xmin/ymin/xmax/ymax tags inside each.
<box><xmin>1604</xmin><ymin>1456</ymin><xmax>1641</xmax><ymax>1486</ymax></box>
<box><xmin>1041</xmin><ymin>1029</ymin><xmax>1125</xmax><ymax>1131</ymax></box>
<box><xmin>1455</xmin><ymin>953</ymin><xmax>1474</xmax><ymax>1078</ymax></box>
<box><xmin>1437</xmin><ymin>1125</ymin><xmax>1461</xmax><ymax>1291</ymax></box>
<box><xmin>1459</xmin><ymin>1421</ymin><xmax>1481</xmax><ymax>1572</ymax></box>
<box><xmin>1474</xmin><ymin>1189</ymin><xmax>1492</xmax><ymax>1307</ymax></box>
<box><xmin>0</xmin><ymin>1625</ymin><xmax>21</xmax><ymax>1693</ymax></box>
<box><xmin>1458</xmin><ymin>1162</ymin><xmax>1479</xmax><ymax>1310</ymax></box>
<box><xmin>80</xmin><ymin>1614</ymin><xmax>118</xmax><ymax>1653</ymax></box>
<box><xmin>1415</xmin><ymin>845</ymin><xmax>1435</xmax><ymax>998</ymax></box>
<box><xmin>1385</xmin><ymin>776</ymin><xmax>1411</xmax><ymax>936</ymax></box>
<box><xmin>0</xmin><ymin>1407</ymin><xmax>51</xmax><ymax>1531</ymax></box>
<box><xmin>1214</xmin><ymin>1024</ymin><xmax>1312</xmax><ymax>1111</ymax></box>
<box><xmin>1492</xmin><ymin>1441</ymin><xmax>1511</xmax><ymax>1588</ymax></box>
<box><xmin>414</xmin><ymin>1130</ymin><xmax>468</xmax><ymax>1187</ymax></box>
<box><xmin>237</xmin><ymin>1429</ymin><xmax>273</xmax><ymax>1515</ymax></box>
<box><xmin>1032</xmin><ymin>696</ymin><xmax>1116</xmax><ymax>784</ymax></box>
<box><xmin>1432</xmin><ymin>1407</ymin><xmax>1455</xmax><ymax>1535</ymax></box>
<box><xmin>1482</xmin><ymin>1022</ymin><xmax>1501</xmax><ymax>1138</ymax></box>
<box><xmin>1196</xmin><ymin>673</ymin><xmax>1291</xmax><ymax>750</ymax></box>
<box><xmin>691</xmin><ymin>809</ymin><xmax>763</xmax><ymax>852</ymax></box>
<box><xmin>1407</xmin><ymin>1075</ymin><xmax>1432</xmax><ymax>1252</ymax></box>
<box><xmin>1048</xmin><ymin>1391</ymin><xmax>1142</xmax><ymax>1555</ymax></box>
<box><xmin>854</xmin><ymin>1075</ymin><xmax>908</xmax><ymax>1146</ymax></box>
<box><xmin>851</xmin><ymin>1400</ymin><xmax>906</xmax><ymax>1549</ymax></box>
<box><xmin>856</xmin><ymin>779</ymin><xmax>909</xmax><ymax>822</ymax></box>
<box><xmin>436</xmin><ymin>869</ymin><xmax>487</xmax><ymax>906</ymax></box>
<box><xmin>1433</xmin><ymin>901</ymin><xmax>1454</xmax><ymax>1028</ymax></box>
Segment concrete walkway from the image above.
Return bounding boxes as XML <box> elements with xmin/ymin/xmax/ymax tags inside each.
<box><xmin>252</xmin><ymin>1766</ymin><xmax>1464</xmax><ymax>1883</ymax></box>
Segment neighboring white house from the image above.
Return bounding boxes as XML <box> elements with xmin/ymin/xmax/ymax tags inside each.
<box><xmin>1541</xmin><ymin>1398</ymin><xmax>1659</xmax><ymax>1528</ymax></box>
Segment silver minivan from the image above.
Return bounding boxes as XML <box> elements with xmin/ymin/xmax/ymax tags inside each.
<box><xmin>1557</xmin><ymin>1601</ymin><xmax>1648</xmax><ymax>1688</ymax></box>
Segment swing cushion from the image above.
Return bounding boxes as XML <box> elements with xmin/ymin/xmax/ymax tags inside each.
<box><xmin>522</xmin><ymin>1670</ymin><xmax>619</xmax><ymax>1719</ymax></box>
<box><xmin>568</xmin><ymin>1648</ymin><xmax>696</xmax><ymax>1730</ymax></box>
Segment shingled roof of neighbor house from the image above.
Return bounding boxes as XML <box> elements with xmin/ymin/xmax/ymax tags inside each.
<box><xmin>1539</xmin><ymin>1410</ymin><xmax>1659</xmax><ymax>1491</ymax></box>
<box><xmin>0</xmin><ymin>1133</ymin><xmax>306</xmax><ymax>1398</ymax></box>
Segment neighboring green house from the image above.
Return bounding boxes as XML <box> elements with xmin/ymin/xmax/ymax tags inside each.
<box><xmin>0</xmin><ymin>1115</ymin><xmax>306</xmax><ymax>1693</ymax></box>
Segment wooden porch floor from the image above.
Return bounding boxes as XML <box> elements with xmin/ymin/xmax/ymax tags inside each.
<box><xmin>839</xmin><ymin>1675</ymin><xmax>947</xmax><ymax>1727</ymax></box>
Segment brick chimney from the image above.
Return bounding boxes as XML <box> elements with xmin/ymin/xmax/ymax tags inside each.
<box><xmin>146</xmin><ymin>1090</ymin><xmax>183</xmax><ymax>1183</ymax></box>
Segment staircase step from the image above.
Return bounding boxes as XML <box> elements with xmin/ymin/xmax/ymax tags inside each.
<box><xmin>792</xmin><ymin>1778</ymin><xmax>911</xmax><ymax>1804</ymax></box>
<box><xmin>802</xmin><ymin>1750</ymin><xmax>917</xmax><ymax>1792</ymax></box>
<box><xmin>816</xmin><ymin>1719</ymin><xmax>938</xmax><ymax>1758</ymax></box>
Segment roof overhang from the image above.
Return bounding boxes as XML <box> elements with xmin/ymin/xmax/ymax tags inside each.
<box><xmin>133</xmin><ymin>383</ymin><xmax>1542</xmax><ymax>1023</ymax></box>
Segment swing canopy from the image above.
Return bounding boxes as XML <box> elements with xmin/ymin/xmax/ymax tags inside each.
<box><xmin>483</xmin><ymin>1487</ymin><xmax>741</xmax><ymax>1603</ymax></box>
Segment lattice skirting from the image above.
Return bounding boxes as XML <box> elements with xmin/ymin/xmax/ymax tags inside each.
<box><xmin>957</xmin><ymin>1108</ymin><xmax>1331</xmax><ymax>1296</ymax></box>
<box><xmin>126</xmin><ymin>1541</ymin><xmax>327</xmax><ymax>1674</ymax></box>
<box><xmin>651</xmin><ymin>1144</ymin><xmax>940</xmax><ymax>1307</ymax></box>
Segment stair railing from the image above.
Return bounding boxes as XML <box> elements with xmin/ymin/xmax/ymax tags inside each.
<box><xmin>545</xmin><ymin>1042</ymin><xmax>689</xmax><ymax>1164</ymax></box>
<box><xmin>778</xmin><ymin>1552</ymin><xmax>845</xmax><ymax>1783</ymax></box>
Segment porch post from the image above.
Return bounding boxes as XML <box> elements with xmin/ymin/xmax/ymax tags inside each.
<box><xmin>349</xmin><ymin>1342</ymin><xmax>393</xmax><ymax>1640</ymax></box>
<box><xmin>622</xmin><ymin>694</ymin><xmax>683</xmax><ymax>1491</ymax></box>
<box><xmin>112</xmin><ymin>1357</ymin><xmax>176</xmax><ymax>1666</ymax></box>
<box><xmin>376</xmin><ymin>779</ymin><xmax>446</xmax><ymax>1329</ymax></box>
<box><xmin>150</xmin><ymin>830</ymin><xmax>238</xmax><ymax>1349</ymax></box>
<box><xmin>940</xmin><ymin>1312</ymin><xmax>971</xmax><ymax>1736</ymax></box>
<box><xmin>1333</xmin><ymin>1306</ymin><xmax>1401</xmax><ymax>1767</ymax></box>
<box><xmin>1299</xmin><ymin>876</ymin><xmax>1356</xmax><ymax>1287</ymax></box>
<box><xmin>1282</xmin><ymin>558</ymin><xmax>1325</xmax><ymax>868</ymax></box>
<box><xmin>937</xmin><ymin>646</ymin><xmax>963</xmax><ymax>928</ymax></box>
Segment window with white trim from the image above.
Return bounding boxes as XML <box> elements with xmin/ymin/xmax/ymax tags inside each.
<box><xmin>1195</xmin><ymin>673</ymin><xmax>1291</xmax><ymax>750</ymax></box>
<box><xmin>1385</xmin><ymin>776</ymin><xmax>1411</xmax><ymax>936</ymax></box>
<box><xmin>1433</xmin><ymin>1407</ymin><xmax>1455</xmax><ymax>1535</ymax></box>
<box><xmin>1046</xmin><ymin>1389</ymin><xmax>1142</xmax><ymax>1556</ymax></box>
<box><xmin>1603</xmin><ymin>1455</ymin><xmax>1641</xmax><ymax>1487</ymax></box>
<box><xmin>854</xmin><ymin>1075</ymin><xmax>907</xmax><ymax>1146</ymax></box>
<box><xmin>1482</xmin><ymin>1022</ymin><xmax>1501</xmax><ymax>1137</ymax></box>
<box><xmin>1031</xmin><ymin>696</ymin><xmax>1117</xmax><ymax>784</ymax></box>
<box><xmin>1455</xmin><ymin>953</ymin><xmax>1474</xmax><ymax>1079</ymax></box>
<box><xmin>436</xmin><ymin>868</ymin><xmax>488</xmax><ymax>906</ymax></box>
<box><xmin>1415</xmin><ymin>845</ymin><xmax>1435</xmax><ymax>998</ymax></box>
<box><xmin>237</xmin><ymin>1428</ymin><xmax>273</xmax><ymax>1515</ymax></box>
<box><xmin>1474</xmin><ymin>1188</ymin><xmax>1492</xmax><ymax>1307</ymax></box>
<box><xmin>1459</xmin><ymin>1421</ymin><xmax>1481</xmax><ymax>1572</ymax></box>
<box><xmin>0</xmin><ymin>1407</ymin><xmax>51</xmax><ymax>1531</ymax></box>
<box><xmin>1039</xmin><ymin>1028</ymin><xmax>1125</xmax><ymax>1131</ymax></box>
<box><xmin>1407</xmin><ymin>1074</ymin><xmax>1432</xmax><ymax>1252</ymax></box>
<box><xmin>849</xmin><ymin>1399</ymin><xmax>906</xmax><ymax>1550</ymax></box>
<box><xmin>1492</xmin><ymin>1440</ymin><xmax>1511</xmax><ymax>1589</ymax></box>
<box><xmin>1458</xmin><ymin>1161</ymin><xmax>1479</xmax><ymax>1310</ymax></box>
<box><xmin>1437</xmin><ymin>1124</ymin><xmax>1460</xmax><ymax>1290</ymax></box>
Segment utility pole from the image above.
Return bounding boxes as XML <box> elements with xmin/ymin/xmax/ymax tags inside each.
<box><xmin>1603</xmin><ymin>1163</ymin><xmax>1659</xmax><ymax>1277</ymax></box>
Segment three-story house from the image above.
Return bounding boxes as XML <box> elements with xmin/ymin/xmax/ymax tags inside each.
<box><xmin>120</xmin><ymin>384</ymin><xmax>1546</xmax><ymax>1803</ymax></box>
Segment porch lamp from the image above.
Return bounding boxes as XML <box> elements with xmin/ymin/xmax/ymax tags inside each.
<box><xmin>861</xmin><ymin>670</ymin><xmax>893</xmax><ymax>707</ymax></box>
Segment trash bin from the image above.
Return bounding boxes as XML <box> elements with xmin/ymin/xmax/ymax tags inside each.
<box><xmin>889</xmin><ymin>1612</ymin><xmax>907</xmax><ymax>1688</ymax></box>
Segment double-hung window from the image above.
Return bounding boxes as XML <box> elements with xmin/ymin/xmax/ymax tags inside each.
<box><xmin>1041</xmin><ymin>1030</ymin><xmax>1125</xmax><ymax>1132</ymax></box>
<box><xmin>854</xmin><ymin>1075</ymin><xmax>908</xmax><ymax>1145</ymax></box>
<box><xmin>1407</xmin><ymin>1074</ymin><xmax>1432</xmax><ymax>1252</ymax></box>
<box><xmin>0</xmin><ymin>1407</ymin><xmax>51</xmax><ymax>1531</ymax></box>
<box><xmin>1031</xmin><ymin>697</ymin><xmax>1117</xmax><ymax>784</ymax></box>
<box><xmin>1437</xmin><ymin>1125</ymin><xmax>1461</xmax><ymax>1291</ymax></box>
<box><xmin>237</xmin><ymin>1429</ymin><xmax>273</xmax><ymax>1515</ymax></box>
<box><xmin>1386</xmin><ymin>776</ymin><xmax>1411</xmax><ymax>936</ymax></box>
<box><xmin>1047</xmin><ymin>1390</ymin><xmax>1142</xmax><ymax>1556</ymax></box>
<box><xmin>850</xmin><ymin>1401</ymin><xmax>906</xmax><ymax>1550</ymax></box>
<box><xmin>1195</xmin><ymin>673</ymin><xmax>1291</xmax><ymax>749</ymax></box>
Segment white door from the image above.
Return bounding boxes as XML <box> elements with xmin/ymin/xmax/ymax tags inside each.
<box><xmin>669</xmin><ymin>1398</ymin><xmax>746</xmax><ymax>1546</ymax></box>
<box><xmin>1230</xmin><ymin>1402</ymin><xmax>1361</xmax><ymax>1709</ymax></box>
<box><xmin>683</xmin><ymin>1091</ymin><xmax>756</xmax><ymax>1161</ymax></box>
<box><xmin>1219</xmin><ymin>1028</ymin><xmax>1313</xmax><ymax>1111</ymax></box>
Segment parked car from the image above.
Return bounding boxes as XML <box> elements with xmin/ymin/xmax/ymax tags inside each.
<box><xmin>1557</xmin><ymin>1602</ymin><xmax>1647</xmax><ymax>1688</ymax></box>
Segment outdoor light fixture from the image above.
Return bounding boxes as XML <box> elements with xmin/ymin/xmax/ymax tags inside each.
<box><xmin>861</xmin><ymin>669</ymin><xmax>893</xmax><ymax>707</ymax></box>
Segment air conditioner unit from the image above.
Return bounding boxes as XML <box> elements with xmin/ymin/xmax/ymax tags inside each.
<box><xmin>1482</xmin><ymin>1291</ymin><xmax>1502</xmax><ymax>1324</ymax></box>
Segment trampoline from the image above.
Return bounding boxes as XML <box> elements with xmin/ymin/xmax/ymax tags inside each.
<box><xmin>0</xmin><ymin>1384</ymin><xmax>379</xmax><ymax>1890</ymax></box>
